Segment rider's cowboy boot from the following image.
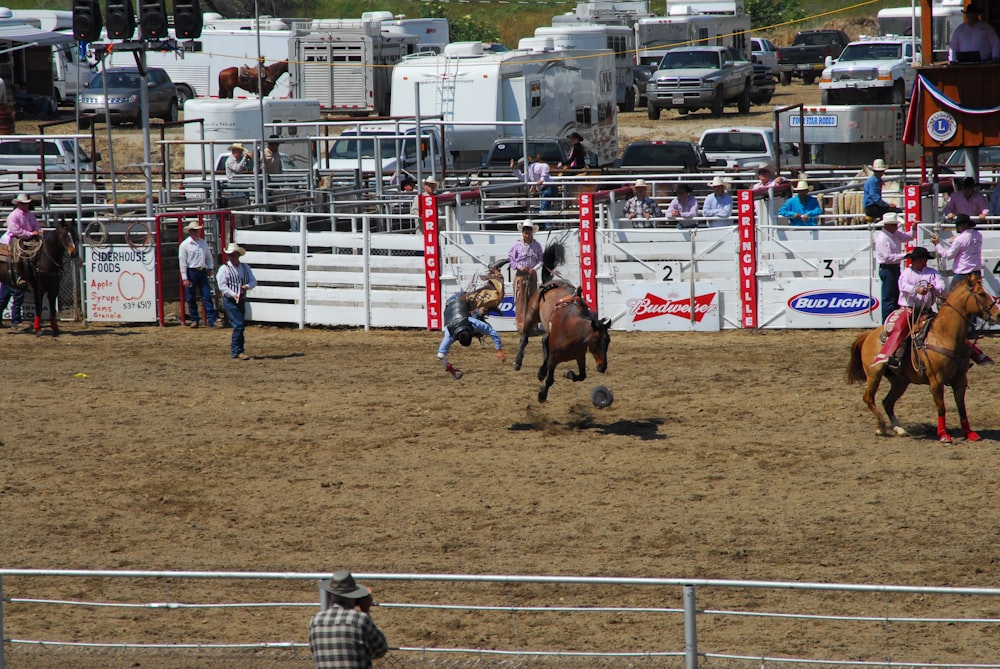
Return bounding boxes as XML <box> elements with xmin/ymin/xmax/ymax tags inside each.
<box><xmin>968</xmin><ymin>340</ymin><xmax>994</xmax><ymax>365</ymax></box>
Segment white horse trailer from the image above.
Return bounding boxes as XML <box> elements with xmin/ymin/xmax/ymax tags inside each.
<box><xmin>635</xmin><ymin>2</ymin><xmax>751</xmax><ymax>66</ymax></box>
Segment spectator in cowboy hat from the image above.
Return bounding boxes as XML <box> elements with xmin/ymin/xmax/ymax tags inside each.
<box><xmin>225</xmin><ymin>142</ymin><xmax>252</xmax><ymax>179</ymax></box>
<box><xmin>863</xmin><ymin>158</ymin><xmax>901</xmax><ymax>221</ymax></box>
<box><xmin>944</xmin><ymin>176</ymin><xmax>989</xmax><ymax>220</ymax></box>
<box><xmin>702</xmin><ymin>176</ymin><xmax>733</xmax><ymax>226</ymax></box>
<box><xmin>751</xmin><ymin>162</ymin><xmax>787</xmax><ymax>192</ymax></box>
<box><xmin>949</xmin><ymin>3</ymin><xmax>1000</xmax><ymax>63</ymax></box>
<box><xmin>622</xmin><ymin>179</ymin><xmax>662</xmax><ymax>227</ymax></box>
<box><xmin>874</xmin><ymin>211</ymin><xmax>915</xmax><ymax>323</ymax></box>
<box><xmin>666</xmin><ymin>183</ymin><xmax>699</xmax><ymax>227</ymax></box>
<box><xmin>410</xmin><ymin>176</ymin><xmax>439</xmax><ymax>216</ymax></box>
<box><xmin>215</xmin><ymin>242</ymin><xmax>257</xmax><ymax>360</ymax></box>
<box><xmin>933</xmin><ymin>212</ymin><xmax>984</xmax><ymax>286</ymax></box>
<box><xmin>308</xmin><ymin>570</ymin><xmax>389</xmax><ymax>668</ymax></box>
<box><xmin>778</xmin><ymin>180</ymin><xmax>822</xmax><ymax>226</ymax></box>
<box><xmin>564</xmin><ymin>132</ymin><xmax>587</xmax><ymax>169</ymax></box>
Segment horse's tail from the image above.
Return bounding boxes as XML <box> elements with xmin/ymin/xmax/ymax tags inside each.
<box><xmin>847</xmin><ymin>331</ymin><xmax>870</xmax><ymax>384</ymax></box>
<box><xmin>542</xmin><ymin>242</ymin><xmax>565</xmax><ymax>283</ymax></box>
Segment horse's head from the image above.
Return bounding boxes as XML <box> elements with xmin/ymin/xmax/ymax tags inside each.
<box><xmin>589</xmin><ymin>316</ymin><xmax>612</xmax><ymax>373</ymax></box>
<box><xmin>58</xmin><ymin>222</ymin><xmax>79</xmax><ymax>259</ymax></box>
<box><xmin>962</xmin><ymin>274</ymin><xmax>1000</xmax><ymax>323</ymax></box>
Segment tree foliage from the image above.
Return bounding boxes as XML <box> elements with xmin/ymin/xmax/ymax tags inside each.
<box><xmin>421</xmin><ymin>0</ymin><xmax>500</xmax><ymax>43</ymax></box>
<box><xmin>744</xmin><ymin>0</ymin><xmax>805</xmax><ymax>31</ymax></box>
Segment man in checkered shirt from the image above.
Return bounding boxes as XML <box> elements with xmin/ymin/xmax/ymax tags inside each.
<box><xmin>309</xmin><ymin>571</ymin><xmax>388</xmax><ymax>669</ymax></box>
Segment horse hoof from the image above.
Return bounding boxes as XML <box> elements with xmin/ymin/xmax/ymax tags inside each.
<box><xmin>564</xmin><ymin>370</ymin><xmax>575</xmax><ymax>380</ymax></box>
<box><xmin>939</xmin><ymin>433</ymin><xmax>954</xmax><ymax>444</ymax></box>
<box><xmin>512</xmin><ymin>362</ymin><xmax>521</xmax><ymax>371</ymax></box>
<box><xmin>892</xmin><ymin>426</ymin><xmax>908</xmax><ymax>437</ymax></box>
<box><xmin>965</xmin><ymin>431</ymin><xmax>981</xmax><ymax>442</ymax></box>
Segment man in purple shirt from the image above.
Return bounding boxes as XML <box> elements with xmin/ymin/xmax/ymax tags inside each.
<box><xmin>873</xmin><ymin>211</ymin><xmax>915</xmax><ymax>322</ymax></box>
<box><xmin>944</xmin><ymin>177</ymin><xmax>989</xmax><ymax>220</ymax></box>
<box><xmin>932</xmin><ymin>213</ymin><xmax>983</xmax><ymax>286</ymax></box>
<box><xmin>949</xmin><ymin>3</ymin><xmax>1000</xmax><ymax>62</ymax></box>
<box><xmin>508</xmin><ymin>220</ymin><xmax>544</xmax><ymax>331</ymax></box>
<box><xmin>872</xmin><ymin>246</ymin><xmax>946</xmax><ymax>368</ymax></box>
<box><xmin>666</xmin><ymin>183</ymin><xmax>698</xmax><ymax>227</ymax></box>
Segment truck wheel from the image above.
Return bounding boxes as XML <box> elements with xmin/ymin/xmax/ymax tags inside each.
<box><xmin>803</xmin><ymin>73</ymin><xmax>817</xmax><ymax>85</ymax></box>
<box><xmin>176</xmin><ymin>85</ymin><xmax>194</xmax><ymax>106</ymax></box>
<box><xmin>678</xmin><ymin>108</ymin><xmax>688</xmax><ymax>115</ymax></box>
<box><xmin>738</xmin><ymin>83</ymin><xmax>751</xmax><ymax>114</ymax></box>
<box><xmin>647</xmin><ymin>105</ymin><xmax>661</xmax><ymax>121</ymax></box>
<box><xmin>633</xmin><ymin>84</ymin><xmax>645</xmax><ymax>108</ymax></box>
<box><xmin>780</xmin><ymin>71</ymin><xmax>792</xmax><ymax>85</ymax></box>
<box><xmin>821</xmin><ymin>89</ymin><xmax>830</xmax><ymax>105</ymax></box>
<box><xmin>710</xmin><ymin>90</ymin><xmax>724</xmax><ymax>118</ymax></box>
<box><xmin>890</xmin><ymin>80</ymin><xmax>905</xmax><ymax>105</ymax></box>
<box><xmin>162</xmin><ymin>99</ymin><xmax>179</xmax><ymax>123</ymax></box>
<box><xmin>622</xmin><ymin>87</ymin><xmax>636</xmax><ymax>113</ymax></box>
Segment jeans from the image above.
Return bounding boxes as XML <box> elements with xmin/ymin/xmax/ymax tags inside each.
<box><xmin>223</xmin><ymin>296</ymin><xmax>246</xmax><ymax>357</ymax></box>
<box><xmin>538</xmin><ymin>185</ymin><xmax>559</xmax><ymax>212</ymax></box>
<box><xmin>0</xmin><ymin>283</ymin><xmax>24</xmax><ymax>325</ymax></box>
<box><xmin>185</xmin><ymin>269</ymin><xmax>217</xmax><ymax>325</ymax></box>
<box><xmin>878</xmin><ymin>264</ymin><xmax>901</xmax><ymax>323</ymax></box>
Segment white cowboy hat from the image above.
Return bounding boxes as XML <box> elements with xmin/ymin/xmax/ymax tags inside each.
<box><xmin>223</xmin><ymin>242</ymin><xmax>246</xmax><ymax>256</ymax></box>
<box><xmin>11</xmin><ymin>193</ymin><xmax>32</xmax><ymax>205</ymax></box>
<box><xmin>707</xmin><ymin>176</ymin><xmax>730</xmax><ymax>189</ymax></box>
<box><xmin>183</xmin><ymin>221</ymin><xmax>204</xmax><ymax>232</ymax></box>
<box><xmin>228</xmin><ymin>142</ymin><xmax>245</xmax><ymax>152</ymax></box>
<box><xmin>518</xmin><ymin>220</ymin><xmax>537</xmax><ymax>232</ymax></box>
<box><xmin>871</xmin><ymin>158</ymin><xmax>888</xmax><ymax>171</ymax></box>
<box><xmin>793</xmin><ymin>180</ymin><xmax>812</xmax><ymax>192</ymax></box>
<box><xmin>880</xmin><ymin>211</ymin><xmax>901</xmax><ymax>226</ymax></box>
<box><xmin>756</xmin><ymin>162</ymin><xmax>773</xmax><ymax>173</ymax></box>
<box><xmin>424</xmin><ymin>176</ymin><xmax>438</xmax><ymax>186</ymax></box>
<box><xmin>633</xmin><ymin>179</ymin><xmax>649</xmax><ymax>188</ymax></box>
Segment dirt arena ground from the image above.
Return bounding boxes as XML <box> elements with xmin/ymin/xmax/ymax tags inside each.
<box><xmin>2</xmin><ymin>322</ymin><xmax>1000</xmax><ymax>664</ymax></box>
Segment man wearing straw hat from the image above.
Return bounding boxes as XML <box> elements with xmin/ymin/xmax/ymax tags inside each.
<box><xmin>308</xmin><ymin>570</ymin><xmax>388</xmax><ymax>669</ymax></box>
<box><xmin>224</xmin><ymin>142</ymin><xmax>252</xmax><ymax>180</ymax></box>
<box><xmin>778</xmin><ymin>180</ymin><xmax>822</xmax><ymax>226</ymax></box>
<box><xmin>873</xmin><ymin>211</ymin><xmax>915</xmax><ymax>323</ymax></box>
<box><xmin>863</xmin><ymin>158</ymin><xmax>901</xmax><ymax>221</ymax></box>
<box><xmin>2</xmin><ymin>193</ymin><xmax>42</xmax><ymax>289</ymax></box>
<box><xmin>215</xmin><ymin>242</ymin><xmax>257</xmax><ymax>360</ymax></box>
<box><xmin>622</xmin><ymin>179</ymin><xmax>662</xmax><ymax>227</ymax></box>
<box><xmin>702</xmin><ymin>176</ymin><xmax>733</xmax><ymax>227</ymax></box>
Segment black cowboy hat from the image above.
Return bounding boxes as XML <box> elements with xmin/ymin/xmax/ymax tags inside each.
<box><xmin>964</xmin><ymin>3</ymin><xmax>983</xmax><ymax>14</ymax></box>
<box><xmin>960</xmin><ymin>176</ymin><xmax>979</xmax><ymax>189</ymax></box>
<box><xmin>567</xmin><ymin>132</ymin><xmax>584</xmax><ymax>141</ymax></box>
<box><xmin>904</xmin><ymin>246</ymin><xmax>935</xmax><ymax>260</ymax></box>
<box><xmin>954</xmin><ymin>213</ymin><xmax>977</xmax><ymax>228</ymax></box>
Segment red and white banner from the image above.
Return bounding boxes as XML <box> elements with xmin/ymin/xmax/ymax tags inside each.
<box><xmin>904</xmin><ymin>185</ymin><xmax>920</xmax><ymax>259</ymax></box>
<box><xmin>421</xmin><ymin>195</ymin><xmax>442</xmax><ymax>330</ymax></box>
<box><xmin>737</xmin><ymin>189</ymin><xmax>757</xmax><ymax>329</ymax></box>
<box><xmin>624</xmin><ymin>282</ymin><xmax>720</xmax><ymax>331</ymax></box>
<box><xmin>579</xmin><ymin>193</ymin><xmax>598</xmax><ymax>311</ymax></box>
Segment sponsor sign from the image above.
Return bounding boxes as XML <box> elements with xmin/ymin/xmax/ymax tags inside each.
<box><xmin>784</xmin><ymin>279</ymin><xmax>880</xmax><ymax>328</ymax></box>
<box><xmin>488</xmin><ymin>295</ymin><xmax>516</xmax><ymax>319</ymax></box>
<box><xmin>579</xmin><ymin>193</ymin><xmax>598</xmax><ymax>311</ymax></box>
<box><xmin>624</xmin><ymin>282</ymin><xmax>720</xmax><ymax>331</ymax></box>
<box><xmin>738</xmin><ymin>189</ymin><xmax>758</xmax><ymax>328</ymax></box>
<box><xmin>422</xmin><ymin>195</ymin><xmax>441</xmax><ymax>330</ymax></box>
<box><xmin>789</xmin><ymin>114</ymin><xmax>838</xmax><ymax>128</ymax></box>
<box><xmin>84</xmin><ymin>245</ymin><xmax>156</xmax><ymax>322</ymax></box>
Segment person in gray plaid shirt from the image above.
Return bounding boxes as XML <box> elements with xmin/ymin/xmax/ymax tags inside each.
<box><xmin>309</xmin><ymin>571</ymin><xmax>388</xmax><ymax>669</ymax></box>
<box><xmin>622</xmin><ymin>179</ymin><xmax>663</xmax><ymax>227</ymax></box>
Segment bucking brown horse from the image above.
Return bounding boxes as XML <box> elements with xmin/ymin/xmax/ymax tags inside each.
<box><xmin>847</xmin><ymin>275</ymin><xmax>1000</xmax><ymax>442</ymax></box>
<box><xmin>218</xmin><ymin>60</ymin><xmax>289</xmax><ymax>99</ymax></box>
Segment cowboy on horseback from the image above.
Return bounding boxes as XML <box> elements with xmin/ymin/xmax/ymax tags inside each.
<box><xmin>436</xmin><ymin>294</ymin><xmax>507</xmax><ymax>380</ymax></box>
<box><xmin>872</xmin><ymin>246</ymin><xmax>946</xmax><ymax>369</ymax></box>
<box><xmin>1</xmin><ymin>193</ymin><xmax>42</xmax><ymax>289</ymax></box>
<box><xmin>508</xmin><ymin>220</ymin><xmax>543</xmax><ymax>331</ymax></box>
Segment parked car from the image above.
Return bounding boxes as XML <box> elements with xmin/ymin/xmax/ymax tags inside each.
<box><xmin>482</xmin><ymin>137</ymin><xmax>575</xmax><ymax>169</ymax></box>
<box><xmin>632</xmin><ymin>64</ymin><xmax>656</xmax><ymax>108</ymax></box>
<box><xmin>819</xmin><ymin>36</ymin><xmax>918</xmax><ymax>105</ymax></box>
<box><xmin>645</xmin><ymin>45</ymin><xmax>754</xmax><ymax>120</ymax></box>
<box><xmin>615</xmin><ymin>140</ymin><xmax>710</xmax><ymax>172</ymax></box>
<box><xmin>751</xmin><ymin>37</ymin><xmax>779</xmax><ymax>71</ymax></box>
<box><xmin>777</xmin><ymin>29</ymin><xmax>850</xmax><ymax>85</ymax></box>
<box><xmin>699</xmin><ymin>126</ymin><xmax>779</xmax><ymax>169</ymax></box>
<box><xmin>751</xmin><ymin>63</ymin><xmax>776</xmax><ymax>105</ymax></box>
<box><xmin>77</xmin><ymin>67</ymin><xmax>179</xmax><ymax>127</ymax></box>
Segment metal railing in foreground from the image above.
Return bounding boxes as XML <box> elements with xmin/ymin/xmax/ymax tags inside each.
<box><xmin>2</xmin><ymin>571</ymin><xmax>1000</xmax><ymax>669</ymax></box>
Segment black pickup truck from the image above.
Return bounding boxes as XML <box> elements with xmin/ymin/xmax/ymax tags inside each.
<box><xmin>614</xmin><ymin>140</ymin><xmax>710</xmax><ymax>172</ymax></box>
<box><xmin>777</xmin><ymin>29</ymin><xmax>850</xmax><ymax>85</ymax></box>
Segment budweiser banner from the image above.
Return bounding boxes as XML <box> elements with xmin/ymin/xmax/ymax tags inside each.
<box><xmin>624</xmin><ymin>282</ymin><xmax>721</xmax><ymax>331</ymax></box>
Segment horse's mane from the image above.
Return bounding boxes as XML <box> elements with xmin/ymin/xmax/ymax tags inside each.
<box><xmin>542</xmin><ymin>242</ymin><xmax>564</xmax><ymax>283</ymax></box>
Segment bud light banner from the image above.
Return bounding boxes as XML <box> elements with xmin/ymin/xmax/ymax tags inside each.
<box><xmin>784</xmin><ymin>278</ymin><xmax>880</xmax><ymax>328</ymax></box>
<box><xmin>624</xmin><ymin>282</ymin><xmax>720</xmax><ymax>331</ymax></box>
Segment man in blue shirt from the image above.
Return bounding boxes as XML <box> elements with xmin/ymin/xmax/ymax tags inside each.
<box><xmin>778</xmin><ymin>180</ymin><xmax>823</xmax><ymax>226</ymax></box>
<box><xmin>863</xmin><ymin>158</ymin><xmax>901</xmax><ymax>220</ymax></box>
<box><xmin>437</xmin><ymin>295</ymin><xmax>506</xmax><ymax>379</ymax></box>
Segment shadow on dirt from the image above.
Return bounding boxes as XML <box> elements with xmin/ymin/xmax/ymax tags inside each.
<box><xmin>511</xmin><ymin>407</ymin><xmax>668</xmax><ymax>441</ymax></box>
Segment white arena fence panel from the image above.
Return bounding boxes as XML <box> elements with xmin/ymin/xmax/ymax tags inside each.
<box><xmin>2</xmin><ymin>570</ymin><xmax>1000</xmax><ymax>669</ymax></box>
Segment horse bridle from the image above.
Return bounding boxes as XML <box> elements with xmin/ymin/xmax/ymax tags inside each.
<box><xmin>941</xmin><ymin>277</ymin><xmax>998</xmax><ymax>337</ymax></box>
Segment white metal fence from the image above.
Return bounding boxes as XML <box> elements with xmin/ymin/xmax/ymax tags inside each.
<box><xmin>2</xmin><ymin>570</ymin><xmax>1000</xmax><ymax>669</ymax></box>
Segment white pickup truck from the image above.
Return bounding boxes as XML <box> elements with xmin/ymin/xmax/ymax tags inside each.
<box><xmin>818</xmin><ymin>36</ymin><xmax>918</xmax><ymax>106</ymax></box>
<box><xmin>698</xmin><ymin>126</ymin><xmax>779</xmax><ymax>170</ymax></box>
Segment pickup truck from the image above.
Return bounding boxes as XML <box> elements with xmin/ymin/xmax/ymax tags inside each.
<box><xmin>819</xmin><ymin>36</ymin><xmax>918</xmax><ymax>105</ymax></box>
<box><xmin>777</xmin><ymin>30</ymin><xmax>850</xmax><ymax>85</ymax></box>
<box><xmin>614</xmin><ymin>140</ymin><xmax>711</xmax><ymax>172</ymax></box>
<box><xmin>482</xmin><ymin>137</ymin><xmax>574</xmax><ymax>169</ymax></box>
<box><xmin>698</xmin><ymin>126</ymin><xmax>779</xmax><ymax>169</ymax></box>
<box><xmin>645</xmin><ymin>45</ymin><xmax>754</xmax><ymax>120</ymax></box>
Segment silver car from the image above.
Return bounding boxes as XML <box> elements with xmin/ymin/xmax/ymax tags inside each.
<box><xmin>77</xmin><ymin>67</ymin><xmax>179</xmax><ymax>127</ymax></box>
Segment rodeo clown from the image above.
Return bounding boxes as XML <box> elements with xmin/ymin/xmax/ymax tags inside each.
<box><xmin>436</xmin><ymin>293</ymin><xmax>507</xmax><ymax>380</ymax></box>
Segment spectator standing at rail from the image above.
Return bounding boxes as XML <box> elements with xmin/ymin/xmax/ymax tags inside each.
<box><xmin>949</xmin><ymin>3</ymin><xmax>1000</xmax><ymax>63</ymax></box>
<box><xmin>666</xmin><ymin>183</ymin><xmax>699</xmax><ymax>227</ymax></box>
<box><xmin>622</xmin><ymin>179</ymin><xmax>662</xmax><ymax>227</ymax></box>
<box><xmin>873</xmin><ymin>212</ymin><xmax>914</xmax><ymax>323</ymax></box>
<box><xmin>225</xmin><ymin>143</ymin><xmax>252</xmax><ymax>179</ymax></box>
<box><xmin>863</xmin><ymin>158</ymin><xmax>901</xmax><ymax>221</ymax></box>
<box><xmin>216</xmin><ymin>242</ymin><xmax>257</xmax><ymax>360</ymax></box>
<box><xmin>932</xmin><ymin>213</ymin><xmax>984</xmax><ymax>285</ymax></box>
<box><xmin>410</xmin><ymin>176</ymin><xmax>438</xmax><ymax>216</ymax></box>
<box><xmin>178</xmin><ymin>221</ymin><xmax>219</xmax><ymax>328</ymax></box>
<box><xmin>261</xmin><ymin>135</ymin><xmax>283</xmax><ymax>175</ymax></box>
<box><xmin>701</xmin><ymin>176</ymin><xmax>733</xmax><ymax>226</ymax></box>
<box><xmin>512</xmin><ymin>156</ymin><xmax>558</xmax><ymax>213</ymax></box>
<box><xmin>308</xmin><ymin>570</ymin><xmax>389</xmax><ymax>669</ymax></box>
<box><xmin>564</xmin><ymin>132</ymin><xmax>587</xmax><ymax>169</ymax></box>
<box><xmin>751</xmin><ymin>163</ymin><xmax>786</xmax><ymax>192</ymax></box>
<box><xmin>944</xmin><ymin>176</ymin><xmax>989</xmax><ymax>221</ymax></box>
<box><xmin>779</xmin><ymin>180</ymin><xmax>823</xmax><ymax>226</ymax></box>
<box><xmin>2</xmin><ymin>193</ymin><xmax>42</xmax><ymax>289</ymax></box>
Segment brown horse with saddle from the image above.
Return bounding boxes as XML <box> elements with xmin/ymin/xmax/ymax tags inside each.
<box><xmin>0</xmin><ymin>221</ymin><xmax>78</xmax><ymax>335</ymax></box>
<box><xmin>848</xmin><ymin>274</ymin><xmax>1000</xmax><ymax>442</ymax></box>
<box><xmin>218</xmin><ymin>60</ymin><xmax>289</xmax><ymax>99</ymax></box>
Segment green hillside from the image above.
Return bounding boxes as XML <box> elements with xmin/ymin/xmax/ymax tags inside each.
<box><xmin>4</xmin><ymin>0</ymin><xmax>908</xmax><ymax>45</ymax></box>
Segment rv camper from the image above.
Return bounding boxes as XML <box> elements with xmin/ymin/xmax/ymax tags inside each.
<box><xmin>533</xmin><ymin>24</ymin><xmax>637</xmax><ymax>112</ymax></box>
<box><xmin>0</xmin><ymin>9</ymin><xmax>88</xmax><ymax>105</ymax></box>
<box><xmin>635</xmin><ymin>0</ymin><xmax>751</xmax><ymax>66</ymax></box>
<box><xmin>390</xmin><ymin>40</ymin><xmax>619</xmax><ymax>169</ymax></box>
<box><xmin>877</xmin><ymin>0</ymin><xmax>963</xmax><ymax>62</ymax></box>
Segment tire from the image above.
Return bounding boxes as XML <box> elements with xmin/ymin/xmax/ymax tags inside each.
<box><xmin>710</xmin><ymin>89</ymin><xmax>724</xmax><ymax>118</ymax></box>
<box><xmin>623</xmin><ymin>87</ymin><xmax>636</xmax><ymax>113</ymax></box>
<box><xmin>162</xmin><ymin>98</ymin><xmax>179</xmax><ymax>123</ymax></box>
<box><xmin>803</xmin><ymin>73</ymin><xmax>817</xmax><ymax>85</ymax></box>
<box><xmin>647</xmin><ymin>104</ymin><xmax>661</xmax><ymax>120</ymax></box>
<box><xmin>633</xmin><ymin>84</ymin><xmax>645</xmax><ymax>108</ymax></box>
<box><xmin>890</xmin><ymin>80</ymin><xmax>905</xmax><ymax>105</ymax></box>
<box><xmin>678</xmin><ymin>108</ymin><xmax>688</xmax><ymax>115</ymax></box>
<box><xmin>821</xmin><ymin>89</ymin><xmax>830</xmax><ymax>105</ymax></box>
<box><xmin>176</xmin><ymin>85</ymin><xmax>194</xmax><ymax>106</ymax></box>
<box><xmin>77</xmin><ymin>116</ymin><xmax>91</xmax><ymax>130</ymax></box>
<box><xmin>780</xmin><ymin>71</ymin><xmax>792</xmax><ymax>85</ymax></box>
<box><xmin>52</xmin><ymin>89</ymin><xmax>62</xmax><ymax>108</ymax></box>
<box><xmin>738</xmin><ymin>83</ymin><xmax>751</xmax><ymax>114</ymax></box>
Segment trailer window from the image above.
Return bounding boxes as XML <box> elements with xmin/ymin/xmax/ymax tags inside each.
<box><xmin>576</xmin><ymin>106</ymin><xmax>592</xmax><ymax>126</ymax></box>
<box><xmin>529</xmin><ymin>80</ymin><xmax>542</xmax><ymax>109</ymax></box>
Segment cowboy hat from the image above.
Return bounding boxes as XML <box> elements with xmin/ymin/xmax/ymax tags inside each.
<box><xmin>11</xmin><ymin>193</ymin><xmax>32</xmax><ymax>205</ymax></box>
<box><xmin>319</xmin><ymin>570</ymin><xmax>370</xmax><ymax>599</ymax></box>
<box><xmin>871</xmin><ymin>158</ymin><xmax>887</xmax><ymax>171</ymax></box>
<box><xmin>567</xmin><ymin>132</ymin><xmax>584</xmax><ymax>141</ymax></box>
<box><xmin>183</xmin><ymin>221</ymin><xmax>204</xmax><ymax>232</ymax></box>
<box><xmin>424</xmin><ymin>176</ymin><xmax>438</xmax><ymax>186</ymax></box>
<box><xmin>793</xmin><ymin>180</ymin><xmax>812</xmax><ymax>192</ymax></box>
<box><xmin>964</xmin><ymin>3</ymin><xmax>983</xmax><ymax>14</ymax></box>
<box><xmin>953</xmin><ymin>212</ymin><xmax>977</xmax><ymax>228</ymax></box>
<box><xmin>880</xmin><ymin>211</ymin><xmax>901</xmax><ymax>226</ymax></box>
<box><xmin>633</xmin><ymin>179</ymin><xmax>649</xmax><ymax>188</ymax></box>
<box><xmin>223</xmin><ymin>242</ymin><xmax>246</xmax><ymax>256</ymax></box>
<box><xmin>518</xmin><ymin>220</ymin><xmax>537</xmax><ymax>232</ymax></box>
<box><xmin>904</xmin><ymin>246</ymin><xmax>935</xmax><ymax>260</ymax></box>
<box><xmin>756</xmin><ymin>162</ymin><xmax>773</xmax><ymax>174</ymax></box>
<box><xmin>707</xmin><ymin>176</ymin><xmax>730</xmax><ymax>189</ymax></box>
<box><xmin>228</xmin><ymin>142</ymin><xmax>245</xmax><ymax>152</ymax></box>
<box><xmin>960</xmin><ymin>176</ymin><xmax>978</xmax><ymax>189</ymax></box>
